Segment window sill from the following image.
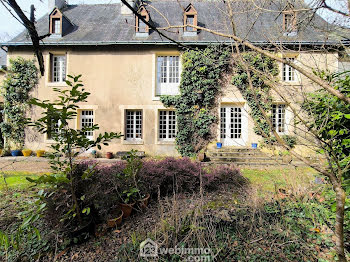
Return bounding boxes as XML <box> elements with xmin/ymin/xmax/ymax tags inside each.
<box><xmin>122</xmin><ymin>140</ymin><xmax>144</xmax><ymax>145</ymax></box>
<box><xmin>46</xmin><ymin>82</ymin><xmax>67</xmax><ymax>87</ymax></box>
<box><xmin>157</xmin><ymin>140</ymin><xmax>175</xmax><ymax>145</ymax></box>
<box><xmin>281</xmin><ymin>81</ymin><xmax>301</xmax><ymax>85</ymax></box>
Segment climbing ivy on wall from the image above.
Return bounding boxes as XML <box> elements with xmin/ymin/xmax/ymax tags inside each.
<box><xmin>0</xmin><ymin>57</ymin><xmax>38</xmax><ymax>150</ymax></box>
<box><xmin>161</xmin><ymin>46</ymin><xmax>230</xmax><ymax>156</ymax></box>
<box><xmin>231</xmin><ymin>52</ymin><xmax>279</xmax><ymax>137</ymax></box>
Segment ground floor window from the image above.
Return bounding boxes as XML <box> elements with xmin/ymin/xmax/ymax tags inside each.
<box><xmin>159</xmin><ymin>110</ymin><xmax>176</xmax><ymax>141</ymax></box>
<box><xmin>80</xmin><ymin>110</ymin><xmax>94</xmax><ymax>140</ymax></box>
<box><xmin>272</xmin><ymin>104</ymin><xmax>286</xmax><ymax>133</ymax></box>
<box><xmin>220</xmin><ymin>107</ymin><xmax>242</xmax><ymax>139</ymax></box>
<box><xmin>47</xmin><ymin>119</ymin><xmax>60</xmax><ymax>140</ymax></box>
<box><xmin>126</xmin><ymin>110</ymin><xmax>142</xmax><ymax>140</ymax></box>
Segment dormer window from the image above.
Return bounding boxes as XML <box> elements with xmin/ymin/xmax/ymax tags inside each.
<box><xmin>52</xmin><ymin>18</ymin><xmax>61</xmax><ymax>34</ymax></box>
<box><xmin>49</xmin><ymin>7</ymin><xmax>73</xmax><ymax>38</ymax></box>
<box><xmin>283</xmin><ymin>12</ymin><xmax>296</xmax><ymax>32</ymax></box>
<box><xmin>49</xmin><ymin>8</ymin><xmax>63</xmax><ymax>37</ymax></box>
<box><xmin>282</xmin><ymin>3</ymin><xmax>297</xmax><ymax>37</ymax></box>
<box><xmin>136</xmin><ymin>5</ymin><xmax>149</xmax><ymax>37</ymax></box>
<box><xmin>184</xmin><ymin>4</ymin><xmax>197</xmax><ymax>36</ymax></box>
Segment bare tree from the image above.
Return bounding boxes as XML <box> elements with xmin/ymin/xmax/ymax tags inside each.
<box><xmin>0</xmin><ymin>0</ymin><xmax>50</xmax><ymax>75</ymax></box>
<box><xmin>121</xmin><ymin>0</ymin><xmax>349</xmax><ymax>260</ymax></box>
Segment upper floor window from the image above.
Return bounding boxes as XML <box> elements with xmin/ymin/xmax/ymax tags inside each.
<box><xmin>126</xmin><ymin>110</ymin><xmax>142</xmax><ymax>140</ymax></box>
<box><xmin>282</xmin><ymin>57</ymin><xmax>296</xmax><ymax>82</ymax></box>
<box><xmin>52</xmin><ymin>18</ymin><xmax>61</xmax><ymax>35</ymax></box>
<box><xmin>51</xmin><ymin>54</ymin><xmax>66</xmax><ymax>82</ymax></box>
<box><xmin>136</xmin><ymin>5</ymin><xmax>149</xmax><ymax>36</ymax></box>
<box><xmin>80</xmin><ymin>110</ymin><xmax>94</xmax><ymax>140</ymax></box>
<box><xmin>156</xmin><ymin>55</ymin><xmax>180</xmax><ymax>96</ymax></box>
<box><xmin>272</xmin><ymin>104</ymin><xmax>286</xmax><ymax>134</ymax></box>
<box><xmin>159</xmin><ymin>110</ymin><xmax>176</xmax><ymax>141</ymax></box>
<box><xmin>284</xmin><ymin>13</ymin><xmax>296</xmax><ymax>32</ymax></box>
<box><xmin>49</xmin><ymin>8</ymin><xmax>62</xmax><ymax>36</ymax></box>
<box><xmin>184</xmin><ymin>4</ymin><xmax>197</xmax><ymax>35</ymax></box>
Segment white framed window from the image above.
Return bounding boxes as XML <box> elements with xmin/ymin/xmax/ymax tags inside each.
<box><xmin>51</xmin><ymin>55</ymin><xmax>66</xmax><ymax>82</ymax></box>
<box><xmin>139</xmin><ymin>17</ymin><xmax>147</xmax><ymax>33</ymax></box>
<box><xmin>80</xmin><ymin>110</ymin><xmax>94</xmax><ymax>140</ymax></box>
<box><xmin>126</xmin><ymin>110</ymin><xmax>142</xmax><ymax>140</ymax></box>
<box><xmin>159</xmin><ymin>110</ymin><xmax>176</xmax><ymax>141</ymax></box>
<box><xmin>282</xmin><ymin>58</ymin><xmax>296</xmax><ymax>82</ymax></box>
<box><xmin>47</xmin><ymin>119</ymin><xmax>61</xmax><ymax>140</ymax></box>
<box><xmin>52</xmin><ymin>18</ymin><xmax>61</xmax><ymax>35</ymax></box>
<box><xmin>272</xmin><ymin>104</ymin><xmax>286</xmax><ymax>134</ymax></box>
<box><xmin>186</xmin><ymin>15</ymin><xmax>195</xmax><ymax>31</ymax></box>
<box><xmin>156</xmin><ymin>56</ymin><xmax>180</xmax><ymax>96</ymax></box>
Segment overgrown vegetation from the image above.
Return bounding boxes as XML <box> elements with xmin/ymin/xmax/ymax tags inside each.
<box><xmin>161</xmin><ymin>46</ymin><xmax>230</xmax><ymax>156</ymax></box>
<box><xmin>231</xmin><ymin>52</ymin><xmax>278</xmax><ymax>137</ymax></box>
<box><xmin>115</xmin><ymin>186</ymin><xmax>338</xmax><ymax>262</ymax></box>
<box><xmin>0</xmin><ymin>57</ymin><xmax>38</xmax><ymax>151</ymax></box>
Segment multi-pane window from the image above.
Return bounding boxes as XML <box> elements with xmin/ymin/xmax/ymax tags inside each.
<box><xmin>159</xmin><ymin>110</ymin><xmax>176</xmax><ymax>141</ymax></box>
<box><xmin>51</xmin><ymin>55</ymin><xmax>66</xmax><ymax>82</ymax></box>
<box><xmin>284</xmin><ymin>13</ymin><xmax>295</xmax><ymax>32</ymax></box>
<box><xmin>272</xmin><ymin>104</ymin><xmax>286</xmax><ymax>133</ymax></box>
<box><xmin>186</xmin><ymin>15</ymin><xmax>194</xmax><ymax>31</ymax></box>
<box><xmin>138</xmin><ymin>17</ymin><xmax>147</xmax><ymax>33</ymax></box>
<box><xmin>47</xmin><ymin>119</ymin><xmax>60</xmax><ymax>139</ymax></box>
<box><xmin>230</xmin><ymin>107</ymin><xmax>242</xmax><ymax>139</ymax></box>
<box><xmin>80</xmin><ymin>110</ymin><xmax>94</xmax><ymax>140</ymax></box>
<box><xmin>126</xmin><ymin>110</ymin><xmax>142</xmax><ymax>140</ymax></box>
<box><xmin>52</xmin><ymin>18</ymin><xmax>61</xmax><ymax>34</ymax></box>
<box><xmin>220</xmin><ymin>108</ymin><xmax>226</xmax><ymax>139</ymax></box>
<box><xmin>220</xmin><ymin>107</ymin><xmax>242</xmax><ymax>139</ymax></box>
<box><xmin>156</xmin><ymin>56</ymin><xmax>180</xmax><ymax>95</ymax></box>
<box><xmin>282</xmin><ymin>58</ymin><xmax>296</xmax><ymax>82</ymax></box>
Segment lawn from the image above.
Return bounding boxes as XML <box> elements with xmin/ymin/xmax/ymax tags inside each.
<box><xmin>0</xmin><ymin>171</ymin><xmax>44</xmax><ymax>190</ymax></box>
<box><xmin>242</xmin><ymin>166</ymin><xmax>318</xmax><ymax>196</ymax></box>
<box><xmin>0</xmin><ymin>167</ymin><xmax>318</xmax><ymax>192</ymax></box>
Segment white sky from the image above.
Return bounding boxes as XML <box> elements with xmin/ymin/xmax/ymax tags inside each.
<box><xmin>0</xmin><ymin>0</ymin><xmax>348</xmax><ymax>42</ymax></box>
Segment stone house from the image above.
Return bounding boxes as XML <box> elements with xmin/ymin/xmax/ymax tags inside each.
<box><xmin>2</xmin><ymin>0</ymin><xmax>346</xmax><ymax>156</ymax></box>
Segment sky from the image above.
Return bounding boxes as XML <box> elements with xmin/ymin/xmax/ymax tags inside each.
<box><xmin>0</xmin><ymin>0</ymin><xmax>348</xmax><ymax>42</ymax></box>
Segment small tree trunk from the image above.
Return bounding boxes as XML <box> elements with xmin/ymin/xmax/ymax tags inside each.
<box><xmin>334</xmin><ymin>184</ymin><xmax>346</xmax><ymax>262</ymax></box>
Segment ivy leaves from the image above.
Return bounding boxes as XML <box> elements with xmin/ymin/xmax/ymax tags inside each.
<box><xmin>161</xmin><ymin>46</ymin><xmax>230</xmax><ymax>156</ymax></box>
<box><xmin>0</xmin><ymin>57</ymin><xmax>38</xmax><ymax>149</ymax></box>
<box><xmin>232</xmin><ymin>52</ymin><xmax>278</xmax><ymax>137</ymax></box>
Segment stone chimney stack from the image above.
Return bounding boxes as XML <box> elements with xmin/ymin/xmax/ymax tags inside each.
<box><xmin>48</xmin><ymin>0</ymin><xmax>66</xmax><ymax>12</ymax></box>
<box><xmin>121</xmin><ymin>0</ymin><xmax>137</xmax><ymax>15</ymax></box>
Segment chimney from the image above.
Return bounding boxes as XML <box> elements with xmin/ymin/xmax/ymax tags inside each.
<box><xmin>48</xmin><ymin>0</ymin><xmax>66</xmax><ymax>12</ymax></box>
<box><xmin>121</xmin><ymin>0</ymin><xmax>137</xmax><ymax>15</ymax></box>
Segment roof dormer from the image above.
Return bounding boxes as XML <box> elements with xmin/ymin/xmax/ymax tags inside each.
<box><xmin>282</xmin><ymin>4</ymin><xmax>297</xmax><ymax>36</ymax></box>
<box><xmin>183</xmin><ymin>3</ymin><xmax>197</xmax><ymax>37</ymax></box>
<box><xmin>49</xmin><ymin>7</ymin><xmax>72</xmax><ymax>38</ymax></box>
<box><xmin>135</xmin><ymin>5</ymin><xmax>150</xmax><ymax>37</ymax></box>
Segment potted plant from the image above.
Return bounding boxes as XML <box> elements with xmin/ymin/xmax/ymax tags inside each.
<box><xmin>115</xmin><ymin>150</ymin><xmax>143</xmax><ymax>218</ymax></box>
<box><xmin>119</xmin><ymin>187</ymin><xmax>138</xmax><ymax>218</ymax></box>
<box><xmin>36</xmin><ymin>150</ymin><xmax>45</xmax><ymax>157</ymax></box>
<box><xmin>107</xmin><ymin>208</ymin><xmax>123</xmax><ymax>228</ymax></box>
<box><xmin>22</xmin><ymin>149</ymin><xmax>32</xmax><ymax>157</ymax></box>
<box><xmin>137</xmin><ymin>192</ymin><xmax>150</xmax><ymax>210</ymax></box>
<box><xmin>11</xmin><ymin>149</ymin><xmax>22</xmax><ymax>156</ymax></box>
<box><xmin>106</xmin><ymin>152</ymin><xmax>113</xmax><ymax>159</ymax></box>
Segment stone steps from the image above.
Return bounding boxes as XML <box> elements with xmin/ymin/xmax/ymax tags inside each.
<box><xmin>206</xmin><ymin>147</ymin><xmax>303</xmax><ymax>167</ymax></box>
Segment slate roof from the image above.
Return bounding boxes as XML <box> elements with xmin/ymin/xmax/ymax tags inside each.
<box><xmin>5</xmin><ymin>0</ymin><xmax>346</xmax><ymax>46</ymax></box>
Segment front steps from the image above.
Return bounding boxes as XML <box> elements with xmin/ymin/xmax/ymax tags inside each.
<box><xmin>207</xmin><ymin>147</ymin><xmax>306</xmax><ymax>167</ymax></box>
